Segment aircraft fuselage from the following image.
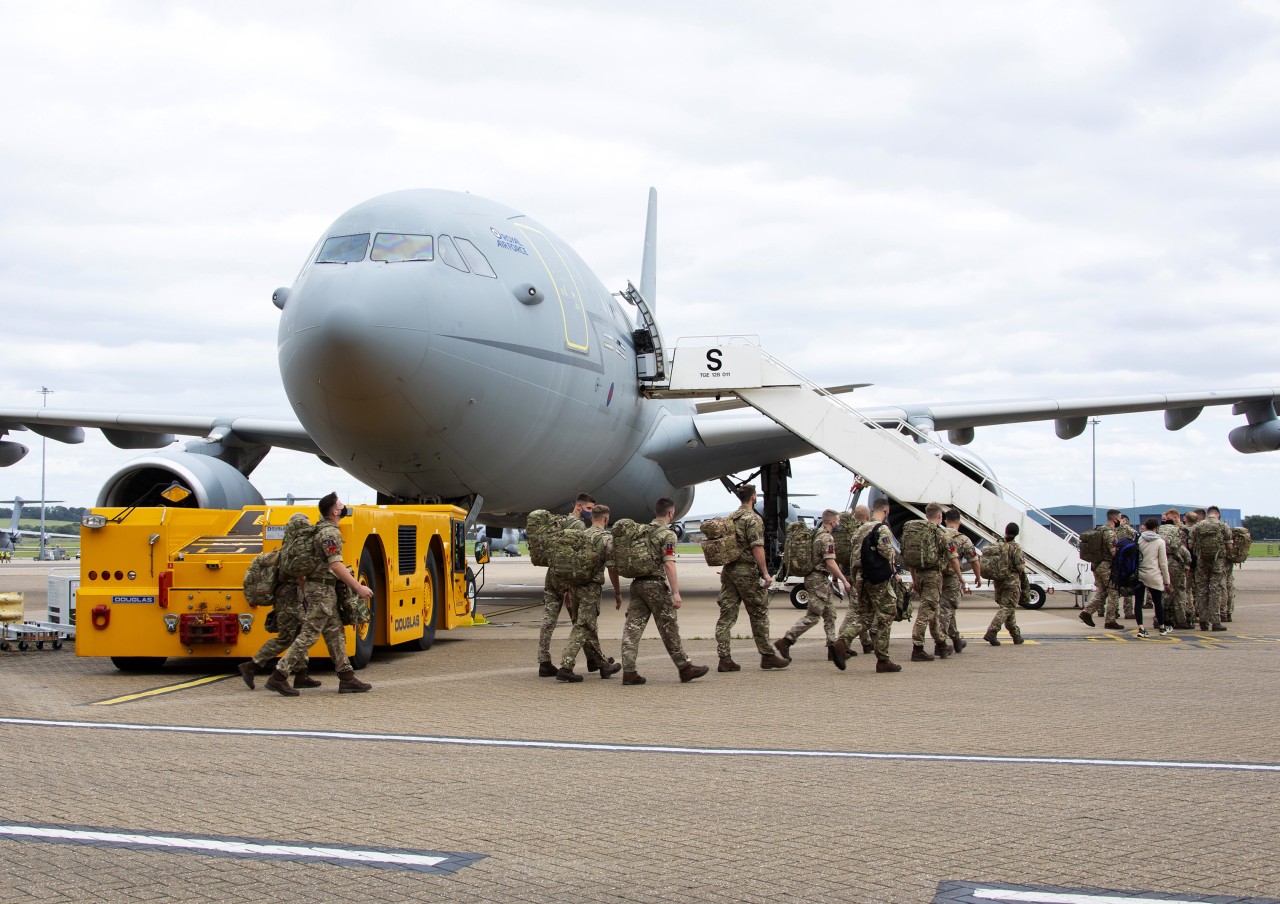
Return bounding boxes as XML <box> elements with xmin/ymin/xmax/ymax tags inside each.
<box><xmin>277</xmin><ymin>189</ymin><xmax>694</xmax><ymax>524</ymax></box>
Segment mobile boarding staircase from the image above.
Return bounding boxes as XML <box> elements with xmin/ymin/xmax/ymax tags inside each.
<box><xmin>641</xmin><ymin>334</ymin><xmax>1093</xmax><ymax>605</ymax></box>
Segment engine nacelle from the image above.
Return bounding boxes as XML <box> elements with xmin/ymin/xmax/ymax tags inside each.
<box><xmin>0</xmin><ymin>440</ymin><xmax>28</xmax><ymax>467</ymax></box>
<box><xmin>96</xmin><ymin>450</ymin><xmax>265</xmax><ymax>509</ymax></box>
<box><xmin>1229</xmin><ymin>421</ymin><xmax>1280</xmax><ymax>454</ymax></box>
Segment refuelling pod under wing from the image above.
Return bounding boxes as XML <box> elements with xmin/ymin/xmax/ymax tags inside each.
<box><xmin>96</xmin><ymin>450</ymin><xmax>265</xmax><ymax>509</ymax></box>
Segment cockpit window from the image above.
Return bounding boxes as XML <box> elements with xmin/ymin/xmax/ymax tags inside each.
<box><xmin>372</xmin><ymin>233</ymin><xmax>434</xmax><ymax>262</ymax></box>
<box><xmin>454</xmin><ymin>237</ymin><xmax>497</xmax><ymax>278</ymax></box>
<box><xmin>316</xmin><ymin>234</ymin><xmax>369</xmax><ymax>263</ymax></box>
<box><xmin>437</xmin><ymin>235</ymin><xmax>470</xmax><ymax>273</ymax></box>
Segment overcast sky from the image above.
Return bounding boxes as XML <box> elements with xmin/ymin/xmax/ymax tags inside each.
<box><xmin>2</xmin><ymin>0</ymin><xmax>1279</xmax><ymax>520</ymax></box>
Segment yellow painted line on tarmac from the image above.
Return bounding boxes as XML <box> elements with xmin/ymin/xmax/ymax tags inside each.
<box><xmin>480</xmin><ymin>602</ymin><xmax>542</xmax><ymax>618</ymax></box>
<box><xmin>90</xmin><ymin>673</ymin><xmax>235</xmax><ymax>706</ymax></box>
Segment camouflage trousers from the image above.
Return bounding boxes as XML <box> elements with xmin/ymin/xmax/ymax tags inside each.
<box><xmin>250</xmin><ymin>589</ymin><xmax>307</xmax><ymax>673</ymax></box>
<box><xmin>715</xmin><ymin>562</ymin><xmax>773</xmax><ymax>658</ymax></box>
<box><xmin>560</xmin><ymin>582</ymin><xmax>608</xmax><ymax>670</ymax></box>
<box><xmin>837</xmin><ymin>570</ymin><xmax>874</xmax><ymax>648</ymax></box>
<box><xmin>1164</xmin><ymin>563</ymin><xmax>1191</xmax><ymax>628</ymax></box>
<box><xmin>987</xmin><ymin>577</ymin><xmax>1021</xmax><ymax>637</ymax></box>
<box><xmin>538</xmin><ymin>570</ymin><xmax>581</xmax><ymax>664</ymax></box>
<box><xmin>1122</xmin><ymin>593</ymin><xmax>1136</xmax><ymax>619</ymax></box>
<box><xmin>783</xmin><ymin>572</ymin><xmax>837</xmax><ymax>646</ymax></box>
<box><xmin>621</xmin><ymin>577</ymin><xmax>689</xmax><ymax>673</ymax></box>
<box><xmin>1224</xmin><ymin>568</ymin><xmax>1236</xmax><ymax>621</ymax></box>
<box><xmin>278</xmin><ymin>581</ymin><xmax>350</xmax><ymax>675</ymax></box>
<box><xmin>1194</xmin><ymin>561</ymin><xmax>1228</xmax><ymax>626</ymax></box>
<box><xmin>938</xmin><ymin>576</ymin><xmax>963</xmax><ymax>642</ymax></box>
<box><xmin>838</xmin><ymin>579</ymin><xmax>895</xmax><ymax>662</ymax></box>
<box><xmin>911</xmin><ymin>570</ymin><xmax>946</xmax><ymax>645</ymax></box>
<box><xmin>1084</xmin><ymin>562</ymin><xmax>1119</xmax><ymax>621</ymax></box>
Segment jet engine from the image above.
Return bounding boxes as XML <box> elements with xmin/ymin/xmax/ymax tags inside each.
<box><xmin>96</xmin><ymin>450</ymin><xmax>265</xmax><ymax>509</ymax></box>
<box><xmin>1229</xmin><ymin>421</ymin><xmax>1280</xmax><ymax>453</ymax></box>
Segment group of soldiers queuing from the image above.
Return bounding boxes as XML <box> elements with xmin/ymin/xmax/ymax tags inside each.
<box><xmin>536</xmin><ymin>486</ymin><xmax>1035</xmax><ymax>684</ymax></box>
<box><xmin>1079</xmin><ymin>506</ymin><xmax>1241</xmax><ymax>633</ymax></box>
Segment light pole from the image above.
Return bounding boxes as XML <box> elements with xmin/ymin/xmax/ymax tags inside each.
<box><xmin>1090</xmin><ymin>417</ymin><xmax>1101</xmax><ymax>528</ymax></box>
<box><xmin>38</xmin><ymin>386</ymin><xmax>52</xmax><ymax>561</ymax></box>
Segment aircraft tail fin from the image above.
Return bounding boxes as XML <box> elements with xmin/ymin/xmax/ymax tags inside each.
<box><xmin>9</xmin><ymin>497</ymin><xmax>21</xmax><ymax>536</ymax></box>
<box><xmin>640</xmin><ymin>187</ymin><xmax>657</xmax><ymax>311</ymax></box>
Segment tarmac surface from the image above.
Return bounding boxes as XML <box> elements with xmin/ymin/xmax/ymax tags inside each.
<box><xmin>1</xmin><ymin>555</ymin><xmax>1278</xmax><ymax>903</ymax></box>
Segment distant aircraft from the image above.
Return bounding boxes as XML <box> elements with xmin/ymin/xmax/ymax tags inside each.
<box><xmin>2</xmin><ymin>188</ymin><xmax>1278</xmax><ymax>564</ymax></box>
<box><xmin>0</xmin><ymin>497</ymin><xmax>78</xmax><ymax>554</ymax></box>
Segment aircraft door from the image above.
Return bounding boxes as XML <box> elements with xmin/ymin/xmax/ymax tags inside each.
<box><xmin>514</xmin><ymin>224</ymin><xmax>590</xmax><ymax>354</ymax></box>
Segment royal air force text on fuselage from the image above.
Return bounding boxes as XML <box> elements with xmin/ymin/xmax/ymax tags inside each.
<box><xmin>490</xmin><ymin>228</ymin><xmax>528</xmax><ymax>256</ymax></box>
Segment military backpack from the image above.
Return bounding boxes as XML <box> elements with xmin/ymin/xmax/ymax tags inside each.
<box><xmin>900</xmin><ymin>520</ymin><xmax>940</xmax><ymax>571</ymax></box>
<box><xmin>783</xmin><ymin>521</ymin><xmax>818</xmax><ymax>576</ymax></box>
<box><xmin>1231</xmin><ymin>526</ymin><xmax>1252</xmax><ymax>564</ymax></box>
<box><xmin>1077</xmin><ymin>528</ymin><xmax>1111</xmax><ymax>566</ymax></box>
<box><xmin>1193</xmin><ymin>520</ymin><xmax>1227</xmax><ymax>559</ymax></box>
<box><xmin>980</xmin><ymin>541</ymin><xmax>1008</xmax><ymax>582</ymax></box>
<box><xmin>700</xmin><ymin>512</ymin><xmax>744</xmax><ymax>567</ymax></box>
<box><xmin>278</xmin><ymin>517</ymin><xmax>325</xmax><ymax>579</ymax></box>
<box><xmin>242</xmin><ymin>548</ymin><xmax>281</xmax><ymax>608</ymax></box>
<box><xmin>612</xmin><ymin>519</ymin><xmax>664</xmax><ymax>579</ymax></box>
<box><xmin>525</xmin><ymin>509</ymin><xmax>560</xmax><ymax>567</ymax></box>
<box><xmin>550</xmin><ymin>529</ymin><xmax>601</xmax><ymax>585</ymax></box>
<box><xmin>831</xmin><ymin>512</ymin><xmax>859</xmax><ymax>572</ymax></box>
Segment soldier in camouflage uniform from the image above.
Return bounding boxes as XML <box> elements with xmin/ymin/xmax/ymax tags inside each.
<box><xmin>1190</xmin><ymin>506</ymin><xmax>1233</xmax><ymax>631</ymax></box>
<box><xmin>908</xmin><ymin>503</ymin><xmax>962</xmax><ymax>663</ymax></box>
<box><xmin>939</xmin><ymin>510</ymin><xmax>981</xmax><ymax>654</ymax></box>
<box><xmin>239</xmin><ymin>514</ymin><xmax>313</xmax><ymax>689</ymax></box>
<box><xmin>838</xmin><ymin>505</ymin><xmax>877</xmax><ymax>654</ymax></box>
<box><xmin>1158</xmin><ymin>509</ymin><xmax>1192</xmax><ymax>629</ymax></box>
<box><xmin>1080</xmin><ymin>509</ymin><xmax>1123</xmax><ymax>629</ymax></box>
<box><xmin>1116</xmin><ymin>515</ymin><xmax>1139</xmax><ymax>618</ymax></box>
<box><xmin>620</xmin><ymin>498</ymin><xmax>709</xmax><ymax>685</ymax></box>
<box><xmin>832</xmin><ymin>498</ymin><xmax>901</xmax><ymax>673</ymax></box>
<box><xmin>538</xmin><ymin>493</ymin><xmax>611</xmax><ymax>677</ymax></box>
<box><xmin>715</xmin><ymin>485</ymin><xmax>789</xmax><ymax>671</ymax></box>
<box><xmin>775</xmin><ymin>509</ymin><xmax>851</xmax><ymax>662</ymax></box>
<box><xmin>557</xmin><ymin>504</ymin><xmax>623</xmax><ymax>681</ymax></box>
<box><xmin>266</xmin><ymin>493</ymin><xmax>374</xmax><ymax>696</ymax></box>
<box><xmin>984</xmin><ymin>523</ymin><xmax>1028</xmax><ymax>645</ymax></box>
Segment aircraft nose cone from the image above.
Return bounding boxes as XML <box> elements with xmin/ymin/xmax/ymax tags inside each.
<box><xmin>282</xmin><ymin>267</ymin><xmax>430</xmax><ymax>401</ymax></box>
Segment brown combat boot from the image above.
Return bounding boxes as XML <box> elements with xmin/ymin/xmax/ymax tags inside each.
<box><xmin>831</xmin><ymin>639</ymin><xmax>849</xmax><ymax>671</ymax></box>
<box><xmin>933</xmin><ymin>641</ymin><xmax>951</xmax><ymax>659</ymax></box>
<box><xmin>1079</xmin><ymin>611</ymin><xmax>1095</xmax><ymax>627</ymax></box>
<box><xmin>717</xmin><ymin>658</ymin><xmax>741</xmax><ymax>672</ymax></box>
<box><xmin>911</xmin><ymin>644</ymin><xmax>934</xmax><ymax>662</ymax></box>
<box><xmin>861</xmin><ymin>639</ymin><xmax>874</xmax><ymax>654</ymax></box>
<box><xmin>237</xmin><ymin>660</ymin><xmax>258</xmax><ymax>690</ymax></box>
<box><xmin>1104</xmin><ymin>620</ymin><xmax>1125</xmax><ymax>630</ymax></box>
<box><xmin>622</xmin><ymin>671</ymin><xmax>647</xmax><ymax>685</ymax></box>
<box><xmin>678</xmin><ymin>662</ymin><xmax>709</xmax><ymax>683</ymax></box>
<box><xmin>1211</xmin><ymin>623</ymin><xmax>1228</xmax><ymax>631</ymax></box>
<box><xmin>983</xmin><ymin>629</ymin><xmax>1001</xmax><ymax>646</ymax></box>
<box><xmin>773</xmin><ymin>637</ymin><xmax>793</xmax><ymax>661</ymax></box>
<box><xmin>760</xmin><ymin>653</ymin><xmax>790</xmax><ymax>670</ymax></box>
<box><xmin>292</xmin><ymin>672</ymin><xmax>322</xmax><ymax>689</ymax></box>
<box><xmin>264</xmin><ymin>670</ymin><xmax>299</xmax><ymax>697</ymax></box>
<box><xmin>337</xmin><ymin>669</ymin><xmax>372</xmax><ymax>693</ymax></box>
<box><xmin>538</xmin><ymin>661</ymin><xmax>558</xmax><ymax>677</ymax></box>
<box><xmin>555</xmin><ymin>667</ymin><xmax>583</xmax><ymax>683</ymax></box>
<box><xmin>598</xmin><ymin>660</ymin><xmax>621</xmax><ymax>679</ymax></box>
<box><xmin>952</xmin><ymin>637</ymin><xmax>967</xmax><ymax>653</ymax></box>
<box><xmin>1011</xmin><ymin>632</ymin><xmax>1025</xmax><ymax>645</ymax></box>
<box><xmin>875</xmin><ymin>658</ymin><xmax>902</xmax><ymax>673</ymax></box>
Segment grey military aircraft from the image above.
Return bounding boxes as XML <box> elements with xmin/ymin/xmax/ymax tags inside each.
<box><xmin>1</xmin><ymin>188</ymin><xmax>1278</xmax><ymax>544</ymax></box>
<box><xmin>0</xmin><ymin>497</ymin><xmax>77</xmax><ymax>555</ymax></box>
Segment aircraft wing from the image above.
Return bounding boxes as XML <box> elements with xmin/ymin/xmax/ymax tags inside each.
<box><xmin>648</xmin><ymin>386</ymin><xmax>1280</xmax><ymax>489</ymax></box>
<box><xmin>0</xmin><ymin>408</ymin><xmax>320</xmax><ymax>457</ymax></box>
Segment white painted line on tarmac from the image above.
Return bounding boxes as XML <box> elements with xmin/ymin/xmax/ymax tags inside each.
<box><xmin>3</xmin><ymin>717</ymin><xmax>1279</xmax><ymax>773</ymax></box>
<box><xmin>0</xmin><ymin>822</ymin><xmax>481</xmax><ymax>874</ymax></box>
<box><xmin>975</xmin><ymin>889</ymin><xmax>1217</xmax><ymax>903</ymax></box>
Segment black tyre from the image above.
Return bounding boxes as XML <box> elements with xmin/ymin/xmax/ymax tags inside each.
<box><xmin>1020</xmin><ymin>584</ymin><xmax>1048</xmax><ymax>609</ymax></box>
<box><xmin>464</xmin><ymin>566</ymin><xmax>478</xmax><ymax>615</ymax></box>
<box><xmin>353</xmin><ymin>547</ymin><xmax>382</xmax><ymax>670</ymax></box>
<box><xmin>789</xmin><ymin>584</ymin><xmax>809</xmax><ymax>609</ymax></box>
<box><xmin>111</xmin><ymin>656</ymin><xmax>166</xmax><ymax>671</ymax></box>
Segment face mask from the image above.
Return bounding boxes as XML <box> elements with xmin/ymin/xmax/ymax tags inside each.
<box><xmin>582</xmin><ymin>510</ymin><xmax>593</xmax><ymax>526</ymax></box>
<box><xmin>340</xmin><ymin>506</ymin><xmax>352</xmax><ymax>519</ymax></box>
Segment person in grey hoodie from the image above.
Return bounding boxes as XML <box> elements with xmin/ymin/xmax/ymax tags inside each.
<box><xmin>1135</xmin><ymin>517</ymin><xmax>1172</xmax><ymax>638</ymax></box>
